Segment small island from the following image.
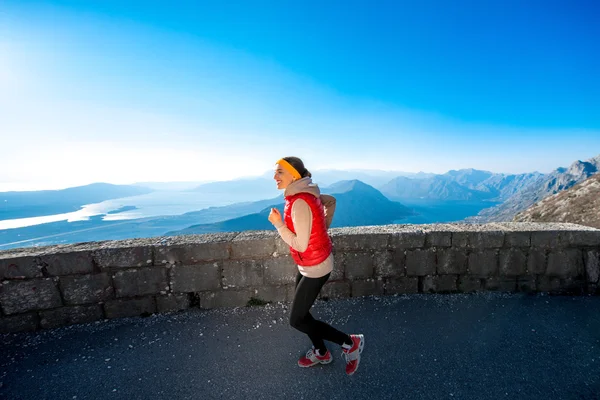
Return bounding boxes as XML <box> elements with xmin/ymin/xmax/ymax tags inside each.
<box><xmin>106</xmin><ymin>205</ymin><xmax>138</xmax><ymax>215</ymax></box>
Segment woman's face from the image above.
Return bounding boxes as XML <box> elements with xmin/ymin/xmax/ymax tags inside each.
<box><xmin>273</xmin><ymin>163</ymin><xmax>295</xmax><ymax>190</ymax></box>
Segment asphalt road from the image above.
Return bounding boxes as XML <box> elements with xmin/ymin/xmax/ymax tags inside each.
<box><xmin>2</xmin><ymin>293</ymin><xmax>599</xmax><ymax>400</ymax></box>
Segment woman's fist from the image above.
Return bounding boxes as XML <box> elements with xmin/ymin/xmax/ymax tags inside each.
<box><xmin>268</xmin><ymin>208</ymin><xmax>283</xmax><ymax>226</ymax></box>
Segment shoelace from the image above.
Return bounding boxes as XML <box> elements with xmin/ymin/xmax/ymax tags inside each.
<box><xmin>306</xmin><ymin>348</ymin><xmax>318</xmax><ymax>361</ymax></box>
<box><xmin>341</xmin><ymin>347</ymin><xmax>359</xmax><ymax>363</ymax></box>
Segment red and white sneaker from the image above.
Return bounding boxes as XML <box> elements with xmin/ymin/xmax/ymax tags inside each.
<box><xmin>342</xmin><ymin>334</ymin><xmax>365</xmax><ymax>375</ymax></box>
<box><xmin>298</xmin><ymin>348</ymin><xmax>333</xmax><ymax>368</ymax></box>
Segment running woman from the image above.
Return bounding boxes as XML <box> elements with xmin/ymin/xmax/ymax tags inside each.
<box><xmin>268</xmin><ymin>156</ymin><xmax>365</xmax><ymax>375</ymax></box>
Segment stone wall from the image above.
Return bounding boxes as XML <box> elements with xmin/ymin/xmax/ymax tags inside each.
<box><xmin>1</xmin><ymin>223</ymin><xmax>599</xmax><ymax>333</ymax></box>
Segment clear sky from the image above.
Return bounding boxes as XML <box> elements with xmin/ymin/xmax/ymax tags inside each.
<box><xmin>1</xmin><ymin>0</ymin><xmax>599</xmax><ymax>191</ymax></box>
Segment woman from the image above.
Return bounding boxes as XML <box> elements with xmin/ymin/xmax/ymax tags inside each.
<box><xmin>267</xmin><ymin>156</ymin><xmax>365</xmax><ymax>376</ymax></box>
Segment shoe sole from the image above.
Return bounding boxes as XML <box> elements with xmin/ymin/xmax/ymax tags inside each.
<box><xmin>298</xmin><ymin>356</ymin><xmax>333</xmax><ymax>368</ymax></box>
<box><xmin>346</xmin><ymin>334</ymin><xmax>365</xmax><ymax>376</ymax></box>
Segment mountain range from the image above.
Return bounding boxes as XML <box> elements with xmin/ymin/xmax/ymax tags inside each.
<box><xmin>166</xmin><ymin>180</ymin><xmax>414</xmax><ymax>235</ymax></box>
<box><xmin>2</xmin><ymin>154</ymin><xmax>599</xmax><ymax>250</ymax></box>
<box><xmin>514</xmin><ymin>172</ymin><xmax>600</xmax><ymax>229</ymax></box>
<box><xmin>467</xmin><ymin>154</ymin><xmax>600</xmax><ymax>222</ymax></box>
<box><xmin>380</xmin><ymin>169</ymin><xmax>543</xmax><ymax>202</ymax></box>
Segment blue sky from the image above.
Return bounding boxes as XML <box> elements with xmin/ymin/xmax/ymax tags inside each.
<box><xmin>1</xmin><ymin>0</ymin><xmax>599</xmax><ymax>190</ymax></box>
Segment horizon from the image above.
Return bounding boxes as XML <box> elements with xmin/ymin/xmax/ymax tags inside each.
<box><xmin>0</xmin><ymin>160</ymin><xmax>585</xmax><ymax>193</ymax></box>
<box><xmin>2</xmin><ymin>1</ymin><xmax>599</xmax><ymax>192</ymax></box>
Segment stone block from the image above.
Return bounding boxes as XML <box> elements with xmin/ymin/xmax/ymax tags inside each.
<box><xmin>468</xmin><ymin>250</ymin><xmax>498</xmax><ymax>277</ymax></box>
<box><xmin>0</xmin><ymin>313</ymin><xmax>39</xmax><ymax>333</ymax></box>
<box><xmin>320</xmin><ymin>281</ymin><xmax>351</xmax><ymax>299</ymax></box>
<box><xmin>469</xmin><ymin>231</ymin><xmax>505</xmax><ymax>249</ymax></box>
<box><xmin>505</xmin><ymin>232</ymin><xmax>531</xmax><ymax>248</ymax></box>
<box><xmin>390</xmin><ymin>231</ymin><xmax>426</xmax><ymax>249</ymax></box>
<box><xmin>558</xmin><ymin>278</ymin><xmax>586</xmax><ymax>294</ymax></box>
<box><xmin>330</xmin><ymin>256</ymin><xmax>344</xmax><ymax>281</ymax></box>
<box><xmin>421</xmin><ymin>276</ymin><xmax>433</xmax><ymax>293</ymax></box>
<box><xmin>60</xmin><ymin>273</ymin><xmax>113</xmax><ymax>305</ymax></box>
<box><xmin>171</xmin><ymin>263</ymin><xmax>221</xmax><ymax>292</ymax></box>
<box><xmin>499</xmin><ymin>249</ymin><xmax>527</xmax><ymax>276</ymax></box>
<box><xmin>385</xmin><ymin>277</ymin><xmax>418</xmax><ymax>294</ymax></box>
<box><xmin>406</xmin><ymin>249</ymin><xmax>436</xmax><ymax>276</ymax></box>
<box><xmin>0</xmin><ymin>279</ymin><xmax>62</xmax><ymax>315</ymax></box>
<box><xmin>423</xmin><ymin>275</ymin><xmax>457</xmax><ymax>293</ymax></box>
<box><xmin>231</xmin><ymin>232</ymin><xmax>276</xmax><ymax>259</ymax></box>
<box><xmin>94</xmin><ymin>246</ymin><xmax>153</xmax><ymax>269</ymax></box>
<box><xmin>537</xmin><ymin>276</ymin><xmax>585</xmax><ymax>294</ymax></box>
<box><xmin>113</xmin><ymin>267</ymin><xmax>168</xmax><ymax>298</ymax></box>
<box><xmin>531</xmin><ymin>231</ymin><xmax>562</xmax><ymax>248</ymax></box>
<box><xmin>199</xmin><ymin>290</ymin><xmax>253</xmax><ymax>309</ymax></box>
<box><xmin>563</xmin><ymin>231</ymin><xmax>600</xmax><ymax>247</ymax></box>
<box><xmin>527</xmin><ymin>248</ymin><xmax>547</xmax><ymax>274</ymax></box>
<box><xmin>374</xmin><ymin>250</ymin><xmax>404</xmax><ymax>277</ymax></box>
<box><xmin>585</xmin><ymin>250</ymin><xmax>599</xmax><ymax>283</ymax></box>
<box><xmin>536</xmin><ymin>276</ymin><xmax>561</xmax><ymax>292</ymax></box>
<box><xmin>263</xmin><ymin>256</ymin><xmax>297</xmax><ymax>285</ymax></box>
<box><xmin>287</xmin><ymin>284</ymin><xmax>297</xmax><ymax>300</ymax></box>
<box><xmin>546</xmin><ymin>250</ymin><xmax>584</xmax><ymax>278</ymax></box>
<box><xmin>331</xmin><ymin>232</ymin><xmax>389</xmax><ymax>251</ymax></box>
<box><xmin>156</xmin><ymin>242</ymin><xmax>229</xmax><ymax>265</ymax></box>
<box><xmin>222</xmin><ymin>259</ymin><xmax>264</xmax><ymax>288</ymax></box>
<box><xmin>343</xmin><ymin>252</ymin><xmax>374</xmax><ymax>279</ymax></box>
<box><xmin>274</xmin><ymin>238</ymin><xmax>291</xmax><ymax>256</ymax></box>
<box><xmin>0</xmin><ymin>255</ymin><xmax>43</xmax><ymax>279</ymax></box>
<box><xmin>452</xmin><ymin>232</ymin><xmax>469</xmax><ymax>247</ymax></box>
<box><xmin>104</xmin><ymin>297</ymin><xmax>156</xmax><ymax>319</ymax></box>
<box><xmin>437</xmin><ymin>249</ymin><xmax>467</xmax><ymax>274</ymax></box>
<box><xmin>39</xmin><ymin>305</ymin><xmax>103</xmax><ymax>329</ymax></box>
<box><xmin>351</xmin><ymin>279</ymin><xmax>384</xmax><ymax>297</ymax></box>
<box><xmin>156</xmin><ymin>294</ymin><xmax>191</xmax><ymax>313</ymax></box>
<box><xmin>517</xmin><ymin>276</ymin><xmax>536</xmax><ymax>292</ymax></box>
<box><xmin>41</xmin><ymin>251</ymin><xmax>94</xmax><ymax>276</ymax></box>
<box><xmin>426</xmin><ymin>231</ymin><xmax>452</xmax><ymax>247</ymax></box>
<box><xmin>458</xmin><ymin>276</ymin><xmax>482</xmax><ymax>292</ymax></box>
<box><xmin>485</xmin><ymin>277</ymin><xmax>516</xmax><ymax>292</ymax></box>
<box><xmin>254</xmin><ymin>285</ymin><xmax>294</xmax><ymax>303</ymax></box>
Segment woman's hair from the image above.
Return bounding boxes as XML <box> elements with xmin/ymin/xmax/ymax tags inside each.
<box><xmin>283</xmin><ymin>156</ymin><xmax>311</xmax><ymax>178</ymax></box>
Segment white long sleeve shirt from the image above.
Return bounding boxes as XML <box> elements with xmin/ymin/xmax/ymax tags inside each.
<box><xmin>273</xmin><ymin>179</ymin><xmax>336</xmax><ymax>278</ymax></box>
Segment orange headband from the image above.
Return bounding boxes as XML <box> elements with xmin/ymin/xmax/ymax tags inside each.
<box><xmin>276</xmin><ymin>158</ymin><xmax>302</xmax><ymax>180</ymax></box>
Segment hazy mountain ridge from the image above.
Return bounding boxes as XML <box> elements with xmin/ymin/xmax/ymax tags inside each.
<box><xmin>305</xmin><ymin>169</ymin><xmax>436</xmax><ymax>187</ymax></box>
<box><xmin>380</xmin><ymin>167</ymin><xmax>543</xmax><ymax>202</ymax></box>
<box><xmin>382</xmin><ymin>174</ymin><xmax>497</xmax><ymax>201</ymax></box>
<box><xmin>188</xmin><ymin>177</ymin><xmax>280</xmax><ymax>204</ymax></box>
<box><xmin>473</xmin><ymin>172</ymin><xmax>545</xmax><ymax>201</ymax></box>
<box><xmin>132</xmin><ymin>181</ymin><xmax>211</xmax><ymax>191</ymax></box>
<box><xmin>166</xmin><ymin>180</ymin><xmax>414</xmax><ymax>235</ymax></box>
<box><xmin>0</xmin><ymin>183</ymin><xmax>154</xmax><ymax>220</ymax></box>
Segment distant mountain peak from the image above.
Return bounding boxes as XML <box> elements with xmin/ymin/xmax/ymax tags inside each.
<box><xmin>324</xmin><ymin>179</ymin><xmax>376</xmax><ymax>194</ymax></box>
<box><xmin>567</xmin><ymin>160</ymin><xmax>596</xmax><ymax>176</ymax></box>
<box><xmin>446</xmin><ymin>168</ymin><xmax>484</xmax><ymax>174</ymax></box>
<box><xmin>588</xmin><ymin>154</ymin><xmax>600</xmax><ymax>166</ymax></box>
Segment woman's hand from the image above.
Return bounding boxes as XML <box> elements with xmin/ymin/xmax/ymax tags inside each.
<box><xmin>268</xmin><ymin>208</ymin><xmax>283</xmax><ymax>226</ymax></box>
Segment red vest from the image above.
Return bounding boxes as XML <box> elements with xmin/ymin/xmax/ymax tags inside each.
<box><xmin>284</xmin><ymin>192</ymin><xmax>333</xmax><ymax>266</ymax></box>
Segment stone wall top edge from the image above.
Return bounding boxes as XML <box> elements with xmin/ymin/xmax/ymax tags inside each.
<box><xmin>231</xmin><ymin>231</ymin><xmax>278</xmax><ymax>241</ymax></box>
<box><xmin>1</xmin><ymin>222</ymin><xmax>598</xmax><ymax>256</ymax></box>
<box><xmin>329</xmin><ymin>222</ymin><xmax>599</xmax><ymax>234</ymax></box>
<box><xmin>157</xmin><ymin>232</ymin><xmax>240</xmax><ymax>245</ymax></box>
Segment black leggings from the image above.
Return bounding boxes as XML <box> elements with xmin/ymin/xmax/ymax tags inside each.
<box><xmin>289</xmin><ymin>272</ymin><xmax>351</xmax><ymax>353</ymax></box>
